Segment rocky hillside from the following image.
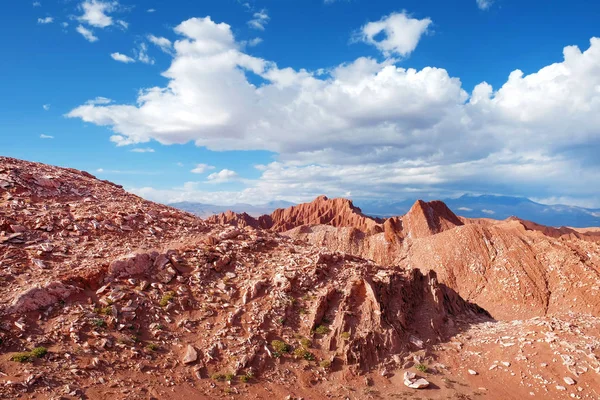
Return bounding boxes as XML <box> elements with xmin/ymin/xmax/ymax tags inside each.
<box><xmin>2</xmin><ymin>157</ymin><xmax>600</xmax><ymax>399</ymax></box>
<box><xmin>210</xmin><ymin>196</ymin><xmax>600</xmax><ymax>321</ymax></box>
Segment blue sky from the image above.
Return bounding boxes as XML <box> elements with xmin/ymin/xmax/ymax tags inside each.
<box><xmin>2</xmin><ymin>0</ymin><xmax>600</xmax><ymax>207</ymax></box>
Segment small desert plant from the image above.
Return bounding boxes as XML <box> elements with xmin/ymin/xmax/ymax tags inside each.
<box><xmin>271</xmin><ymin>340</ymin><xmax>291</xmax><ymax>354</ymax></box>
<box><xmin>211</xmin><ymin>373</ymin><xmax>226</xmax><ymax>381</ymax></box>
<box><xmin>319</xmin><ymin>359</ymin><xmax>332</xmax><ymax>369</ymax></box>
<box><xmin>299</xmin><ymin>338</ymin><xmax>312</xmax><ymax>348</ymax></box>
<box><xmin>10</xmin><ymin>352</ymin><xmax>32</xmax><ymax>363</ymax></box>
<box><xmin>92</xmin><ymin>319</ymin><xmax>106</xmax><ymax>328</ymax></box>
<box><xmin>293</xmin><ymin>347</ymin><xmax>315</xmax><ymax>361</ymax></box>
<box><xmin>314</xmin><ymin>325</ymin><xmax>330</xmax><ymax>335</ymax></box>
<box><xmin>415</xmin><ymin>363</ymin><xmax>428</xmax><ymax>373</ymax></box>
<box><xmin>146</xmin><ymin>343</ymin><xmax>159</xmax><ymax>351</ymax></box>
<box><xmin>30</xmin><ymin>347</ymin><xmax>48</xmax><ymax>358</ymax></box>
<box><xmin>159</xmin><ymin>291</ymin><xmax>175</xmax><ymax>307</ymax></box>
<box><xmin>225</xmin><ymin>373</ymin><xmax>235</xmax><ymax>382</ymax></box>
<box><xmin>10</xmin><ymin>347</ymin><xmax>48</xmax><ymax>363</ymax></box>
<box><xmin>340</xmin><ymin>331</ymin><xmax>351</xmax><ymax>340</ymax></box>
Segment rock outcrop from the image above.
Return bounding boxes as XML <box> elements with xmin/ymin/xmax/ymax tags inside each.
<box><xmin>211</xmin><ymin>196</ymin><xmax>600</xmax><ymax>320</ymax></box>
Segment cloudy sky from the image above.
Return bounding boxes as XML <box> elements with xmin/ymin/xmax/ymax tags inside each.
<box><xmin>2</xmin><ymin>0</ymin><xmax>600</xmax><ymax>207</ymax></box>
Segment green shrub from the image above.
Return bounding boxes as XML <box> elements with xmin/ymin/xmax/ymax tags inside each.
<box><xmin>341</xmin><ymin>331</ymin><xmax>351</xmax><ymax>340</ymax></box>
<box><xmin>10</xmin><ymin>352</ymin><xmax>32</xmax><ymax>363</ymax></box>
<box><xmin>93</xmin><ymin>319</ymin><xmax>106</xmax><ymax>328</ymax></box>
<box><xmin>271</xmin><ymin>340</ymin><xmax>290</xmax><ymax>354</ymax></box>
<box><xmin>225</xmin><ymin>373</ymin><xmax>235</xmax><ymax>382</ymax></box>
<box><xmin>10</xmin><ymin>347</ymin><xmax>48</xmax><ymax>363</ymax></box>
<box><xmin>319</xmin><ymin>360</ymin><xmax>332</xmax><ymax>369</ymax></box>
<box><xmin>415</xmin><ymin>363</ymin><xmax>428</xmax><ymax>373</ymax></box>
<box><xmin>159</xmin><ymin>291</ymin><xmax>175</xmax><ymax>307</ymax></box>
<box><xmin>293</xmin><ymin>348</ymin><xmax>315</xmax><ymax>361</ymax></box>
<box><xmin>211</xmin><ymin>373</ymin><xmax>226</xmax><ymax>381</ymax></box>
<box><xmin>146</xmin><ymin>343</ymin><xmax>159</xmax><ymax>351</ymax></box>
<box><xmin>30</xmin><ymin>347</ymin><xmax>48</xmax><ymax>358</ymax></box>
<box><xmin>314</xmin><ymin>325</ymin><xmax>329</xmax><ymax>335</ymax></box>
<box><xmin>299</xmin><ymin>338</ymin><xmax>312</xmax><ymax>348</ymax></box>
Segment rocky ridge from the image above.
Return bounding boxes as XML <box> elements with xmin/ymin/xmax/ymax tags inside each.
<box><xmin>2</xmin><ymin>157</ymin><xmax>600</xmax><ymax>399</ymax></box>
<box><xmin>209</xmin><ymin>195</ymin><xmax>600</xmax><ymax>321</ymax></box>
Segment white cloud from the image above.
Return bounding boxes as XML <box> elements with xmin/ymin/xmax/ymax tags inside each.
<box><xmin>476</xmin><ymin>0</ymin><xmax>494</xmax><ymax>10</ymax></box>
<box><xmin>148</xmin><ymin>35</ymin><xmax>173</xmax><ymax>53</ymax></box>
<box><xmin>206</xmin><ymin>169</ymin><xmax>238</xmax><ymax>183</ymax></box>
<box><xmin>76</xmin><ymin>24</ymin><xmax>98</xmax><ymax>42</ymax></box>
<box><xmin>86</xmin><ymin>96</ymin><xmax>112</xmax><ymax>105</ymax></box>
<box><xmin>244</xmin><ymin>37</ymin><xmax>263</xmax><ymax>47</ymax></box>
<box><xmin>481</xmin><ymin>209</ymin><xmax>495</xmax><ymax>215</ymax></box>
<box><xmin>147</xmin><ymin>8</ymin><xmax>156</xmax><ymax>13</ymax></box>
<box><xmin>135</xmin><ymin>42</ymin><xmax>154</xmax><ymax>64</ymax></box>
<box><xmin>78</xmin><ymin>0</ymin><xmax>119</xmax><ymax>28</ymax></box>
<box><xmin>37</xmin><ymin>17</ymin><xmax>54</xmax><ymax>24</ymax></box>
<box><xmin>62</xmin><ymin>22</ymin><xmax>69</xmax><ymax>28</ymax></box>
<box><xmin>66</xmin><ymin>15</ymin><xmax>600</xmax><ymax>207</ymax></box>
<box><xmin>110</xmin><ymin>52</ymin><xmax>135</xmax><ymax>63</ymax></box>
<box><xmin>40</xmin><ymin>134</ymin><xmax>54</xmax><ymax>139</ymax></box>
<box><xmin>96</xmin><ymin>168</ymin><xmax>104</xmax><ymax>172</ymax></box>
<box><xmin>33</xmin><ymin>2</ymin><xmax>41</xmax><ymax>7</ymax></box>
<box><xmin>130</xmin><ymin>147</ymin><xmax>155</xmax><ymax>153</ymax></box>
<box><xmin>176</xmin><ymin>162</ymin><xmax>184</xmax><ymax>167</ymax></box>
<box><xmin>357</xmin><ymin>11</ymin><xmax>431</xmax><ymax>57</ymax></box>
<box><xmin>42</xmin><ymin>104</ymin><xmax>50</xmax><ymax>111</ymax></box>
<box><xmin>457</xmin><ymin>207</ymin><xmax>473</xmax><ymax>211</ymax></box>
<box><xmin>248</xmin><ymin>9</ymin><xmax>269</xmax><ymax>30</ymax></box>
<box><xmin>191</xmin><ymin>163</ymin><xmax>216</xmax><ymax>174</ymax></box>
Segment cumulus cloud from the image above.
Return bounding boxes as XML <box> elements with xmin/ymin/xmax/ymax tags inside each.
<box><xmin>206</xmin><ymin>169</ymin><xmax>239</xmax><ymax>183</ymax></box>
<box><xmin>243</xmin><ymin>37</ymin><xmax>263</xmax><ymax>47</ymax></box>
<box><xmin>110</xmin><ymin>52</ymin><xmax>135</xmax><ymax>63</ymax></box>
<box><xmin>42</xmin><ymin>104</ymin><xmax>50</xmax><ymax>111</ymax></box>
<box><xmin>191</xmin><ymin>163</ymin><xmax>215</xmax><ymax>174</ymax></box>
<box><xmin>40</xmin><ymin>134</ymin><xmax>54</xmax><ymax>139</ymax></box>
<box><xmin>78</xmin><ymin>0</ymin><xmax>119</xmax><ymax>28</ymax></box>
<box><xmin>66</xmin><ymin>15</ymin><xmax>600</xmax><ymax>206</ymax></box>
<box><xmin>476</xmin><ymin>0</ymin><xmax>494</xmax><ymax>10</ymax></box>
<box><xmin>135</xmin><ymin>42</ymin><xmax>154</xmax><ymax>64</ymax></box>
<box><xmin>37</xmin><ymin>17</ymin><xmax>54</xmax><ymax>24</ymax></box>
<box><xmin>148</xmin><ymin>35</ymin><xmax>173</xmax><ymax>53</ymax></box>
<box><xmin>357</xmin><ymin>11</ymin><xmax>431</xmax><ymax>57</ymax></box>
<box><xmin>248</xmin><ymin>9</ymin><xmax>269</xmax><ymax>30</ymax></box>
<box><xmin>76</xmin><ymin>24</ymin><xmax>98</xmax><ymax>42</ymax></box>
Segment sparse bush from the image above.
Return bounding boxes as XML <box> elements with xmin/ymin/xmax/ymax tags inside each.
<box><xmin>293</xmin><ymin>347</ymin><xmax>315</xmax><ymax>361</ymax></box>
<box><xmin>146</xmin><ymin>343</ymin><xmax>159</xmax><ymax>351</ymax></box>
<box><xmin>314</xmin><ymin>325</ymin><xmax>329</xmax><ymax>335</ymax></box>
<box><xmin>341</xmin><ymin>331</ymin><xmax>351</xmax><ymax>340</ymax></box>
<box><xmin>10</xmin><ymin>352</ymin><xmax>32</xmax><ymax>363</ymax></box>
<box><xmin>30</xmin><ymin>347</ymin><xmax>48</xmax><ymax>358</ymax></box>
<box><xmin>415</xmin><ymin>363</ymin><xmax>428</xmax><ymax>373</ymax></box>
<box><xmin>159</xmin><ymin>291</ymin><xmax>175</xmax><ymax>307</ymax></box>
<box><xmin>211</xmin><ymin>373</ymin><xmax>226</xmax><ymax>381</ymax></box>
<box><xmin>225</xmin><ymin>373</ymin><xmax>235</xmax><ymax>382</ymax></box>
<box><xmin>271</xmin><ymin>340</ymin><xmax>290</xmax><ymax>354</ymax></box>
<box><xmin>10</xmin><ymin>347</ymin><xmax>48</xmax><ymax>363</ymax></box>
<box><xmin>272</xmin><ymin>351</ymin><xmax>281</xmax><ymax>359</ymax></box>
<box><xmin>319</xmin><ymin>360</ymin><xmax>332</xmax><ymax>369</ymax></box>
<box><xmin>299</xmin><ymin>338</ymin><xmax>312</xmax><ymax>348</ymax></box>
<box><xmin>93</xmin><ymin>319</ymin><xmax>106</xmax><ymax>328</ymax></box>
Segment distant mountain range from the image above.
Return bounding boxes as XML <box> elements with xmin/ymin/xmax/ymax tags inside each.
<box><xmin>169</xmin><ymin>200</ymin><xmax>296</xmax><ymax>218</ymax></box>
<box><xmin>170</xmin><ymin>195</ymin><xmax>600</xmax><ymax>228</ymax></box>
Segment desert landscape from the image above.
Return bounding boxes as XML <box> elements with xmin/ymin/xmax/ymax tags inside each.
<box><xmin>1</xmin><ymin>156</ymin><xmax>600</xmax><ymax>399</ymax></box>
<box><xmin>3</xmin><ymin>1</ymin><xmax>600</xmax><ymax>398</ymax></box>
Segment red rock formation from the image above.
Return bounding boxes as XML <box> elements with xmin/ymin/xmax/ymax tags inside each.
<box><xmin>211</xmin><ymin>195</ymin><xmax>600</xmax><ymax>321</ymax></box>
